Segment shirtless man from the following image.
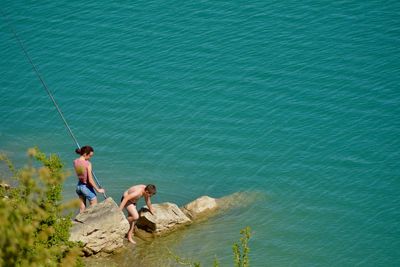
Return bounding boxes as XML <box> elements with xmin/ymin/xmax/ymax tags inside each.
<box><xmin>119</xmin><ymin>184</ymin><xmax>156</xmax><ymax>244</ymax></box>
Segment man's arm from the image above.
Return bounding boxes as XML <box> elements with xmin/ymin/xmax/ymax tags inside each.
<box><xmin>144</xmin><ymin>194</ymin><xmax>155</xmax><ymax>214</ymax></box>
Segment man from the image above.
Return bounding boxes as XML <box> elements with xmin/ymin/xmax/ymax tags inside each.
<box><xmin>119</xmin><ymin>184</ymin><xmax>156</xmax><ymax>244</ymax></box>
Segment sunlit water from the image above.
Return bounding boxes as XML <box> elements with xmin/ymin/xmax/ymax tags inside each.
<box><xmin>1</xmin><ymin>1</ymin><xmax>399</xmax><ymax>266</ymax></box>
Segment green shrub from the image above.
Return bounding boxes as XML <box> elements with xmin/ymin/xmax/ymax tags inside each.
<box><xmin>0</xmin><ymin>147</ymin><xmax>82</xmax><ymax>267</ymax></box>
<box><xmin>233</xmin><ymin>226</ymin><xmax>251</xmax><ymax>267</ymax></box>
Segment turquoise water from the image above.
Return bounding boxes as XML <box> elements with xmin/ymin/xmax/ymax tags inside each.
<box><xmin>1</xmin><ymin>1</ymin><xmax>400</xmax><ymax>266</ymax></box>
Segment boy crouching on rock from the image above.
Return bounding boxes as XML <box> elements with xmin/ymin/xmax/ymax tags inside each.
<box><xmin>119</xmin><ymin>184</ymin><xmax>156</xmax><ymax>244</ymax></box>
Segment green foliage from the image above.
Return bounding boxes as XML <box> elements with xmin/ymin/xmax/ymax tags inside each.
<box><xmin>213</xmin><ymin>256</ymin><xmax>220</xmax><ymax>267</ymax></box>
<box><xmin>171</xmin><ymin>226</ymin><xmax>251</xmax><ymax>267</ymax></box>
<box><xmin>233</xmin><ymin>226</ymin><xmax>251</xmax><ymax>267</ymax></box>
<box><xmin>0</xmin><ymin>148</ymin><xmax>82</xmax><ymax>267</ymax></box>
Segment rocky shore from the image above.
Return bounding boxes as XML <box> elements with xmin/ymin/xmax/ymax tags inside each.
<box><xmin>69</xmin><ymin>192</ymin><xmax>254</xmax><ymax>256</ymax></box>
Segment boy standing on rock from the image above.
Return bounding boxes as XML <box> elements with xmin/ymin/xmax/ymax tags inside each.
<box><xmin>119</xmin><ymin>184</ymin><xmax>156</xmax><ymax>244</ymax></box>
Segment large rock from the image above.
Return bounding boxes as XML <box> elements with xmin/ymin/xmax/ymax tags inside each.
<box><xmin>69</xmin><ymin>197</ymin><xmax>129</xmax><ymax>255</ymax></box>
<box><xmin>181</xmin><ymin>195</ymin><xmax>218</xmax><ymax>220</ymax></box>
<box><xmin>135</xmin><ymin>202</ymin><xmax>192</xmax><ymax>238</ymax></box>
<box><xmin>134</xmin><ymin>193</ymin><xmax>261</xmax><ymax>238</ymax></box>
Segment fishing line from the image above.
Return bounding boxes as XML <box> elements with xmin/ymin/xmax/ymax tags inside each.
<box><xmin>1</xmin><ymin>10</ymin><xmax>107</xmax><ymax>198</ymax></box>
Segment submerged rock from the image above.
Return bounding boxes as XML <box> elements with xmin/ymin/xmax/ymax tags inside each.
<box><xmin>216</xmin><ymin>191</ymin><xmax>264</xmax><ymax>210</ymax></box>
<box><xmin>69</xmin><ymin>197</ymin><xmax>129</xmax><ymax>256</ymax></box>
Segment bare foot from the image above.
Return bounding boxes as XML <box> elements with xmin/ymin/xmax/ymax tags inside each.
<box><xmin>128</xmin><ymin>236</ymin><xmax>136</xmax><ymax>244</ymax></box>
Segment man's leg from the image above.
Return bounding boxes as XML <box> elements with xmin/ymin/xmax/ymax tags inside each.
<box><xmin>126</xmin><ymin>204</ymin><xmax>139</xmax><ymax>244</ymax></box>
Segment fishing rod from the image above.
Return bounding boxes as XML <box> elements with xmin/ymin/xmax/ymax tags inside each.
<box><xmin>1</xmin><ymin>10</ymin><xmax>107</xmax><ymax>199</ymax></box>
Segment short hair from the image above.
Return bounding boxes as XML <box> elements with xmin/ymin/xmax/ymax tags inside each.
<box><xmin>145</xmin><ymin>184</ymin><xmax>156</xmax><ymax>195</ymax></box>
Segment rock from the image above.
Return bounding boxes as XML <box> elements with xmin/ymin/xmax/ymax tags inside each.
<box><xmin>69</xmin><ymin>192</ymin><xmax>262</xmax><ymax>255</ymax></box>
<box><xmin>69</xmin><ymin>197</ymin><xmax>129</xmax><ymax>256</ymax></box>
<box><xmin>216</xmin><ymin>191</ymin><xmax>263</xmax><ymax>210</ymax></box>
<box><xmin>181</xmin><ymin>195</ymin><xmax>219</xmax><ymax>220</ymax></box>
<box><xmin>0</xmin><ymin>183</ymin><xmax>10</xmax><ymax>190</ymax></box>
<box><xmin>134</xmin><ymin>194</ymin><xmax>254</xmax><ymax>238</ymax></box>
<box><xmin>135</xmin><ymin>202</ymin><xmax>192</xmax><ymax>237</ymax></box>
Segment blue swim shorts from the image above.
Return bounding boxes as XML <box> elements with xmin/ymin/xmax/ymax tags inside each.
<box><xmin>76</xmin><ymin>182</ymin><xmax>97</xmax><ymax>201</ymax></box>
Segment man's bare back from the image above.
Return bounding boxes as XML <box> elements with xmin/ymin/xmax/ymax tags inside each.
<box><xmin>123</xmin><ymin>184</ymin><xmax>146</xmax><ymax>203</ymax></box>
